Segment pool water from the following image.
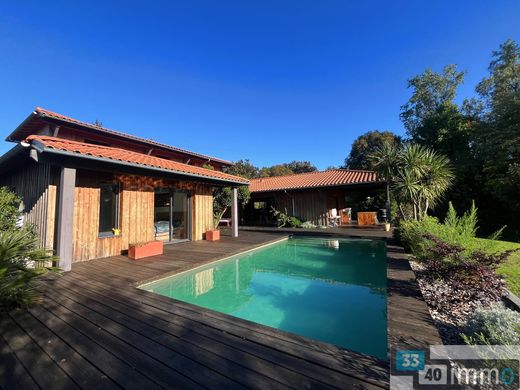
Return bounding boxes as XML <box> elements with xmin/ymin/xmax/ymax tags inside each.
<box><xmin>140</xmin><ymin>237</ymin><xmax>387</xmax><ymax>360</ymax></box>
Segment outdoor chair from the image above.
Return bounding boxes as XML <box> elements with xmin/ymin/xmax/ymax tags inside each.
<box><xmin>328</xmin><ymin>208</ymin><xmax>341</xmax><ymax>227</ymax></box>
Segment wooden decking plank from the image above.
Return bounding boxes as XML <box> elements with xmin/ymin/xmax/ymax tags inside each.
<box><xmin>0</xmin><ymin>331</ymin><xmax>39</xmax><ymax>390</ymax></box>
<box><xmin>61</xmin><ymin>270</ymin><xmax>387</xmax><ymax>388</ymax></box>
<box><xmin>39</xmin><ymin>291</ymin><xmax>242</xmax><ymax>389</ymax></box>
<box><xmin>9</xmin><ymin>309</ymin><xmax>119</xmax><ymax>390</ymax></box>
<box><xmin>45</xmin><ymin>274</ymin><xmax>344</xmax><ymax>390</ymax></box>
<box><xmin>0</xmin><ymin>314</ymin><xmax>79</xmax><ymax>389</ymax></box>
<box><xmin>27</xmin><ymin>304</ymin><xmax>162</xmax><ymax>389</ymax></box>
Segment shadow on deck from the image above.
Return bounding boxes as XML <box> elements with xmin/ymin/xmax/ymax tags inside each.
<box><xmin>1</xmin><ymin>230</ymin><xmax>396</xmax><ymax>389</ymax></box>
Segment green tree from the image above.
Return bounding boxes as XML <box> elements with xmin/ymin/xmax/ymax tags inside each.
<box><xmin>226</xmin><ymin>159</ymin><xmax>258</xmax><ymax>179</ymax></box>
<box><xmin>393</xmin><ymin>144</ymin><xmax>454</xmax><ymax>220</ymax></box>
<box><xmin>369</xmin><ymin>141</ymin><xmax>401</xmax><ymax>222</ymax></box>
<box><xmin>258</xmin><ymin>164</ymin><xmax>294</xmax><ymax>177</ymax></box>
<box><xmin>400</xmin><ymin>64</ymin><xmax>465</xmax><ymax>137</ymax></box>
<box><xmin>0</xmin><ymin>187</ymin><xmax>22</xmax><ymax>231</ymax></box>
<box><xmin>284</xmin><ymin>161</ymin><xmax>317</xmax><ymax>174</ymax></box>
<box><xmin>345</xmin><ymin>130</ymin><xmax>402</xmax><ymax>170</ymax></box>
<box><xmin>473</xmin><ymin>39</ymin><xmax>520</xmax><ymax>239</ymax></box>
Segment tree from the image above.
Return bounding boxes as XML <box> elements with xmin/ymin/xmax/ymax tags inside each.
<box><xmin>0</xmin><ymin>187</ymin><xmax>22</xmax><ymax>231</ymax></box>
<box><xmin>369</xmin><ymin>141</ymin><xmax>401</xmax><ymax>222</ymax></box>
<box><xmin>473</xmin><ymin>39</ymin><xmax>520</xmax><ymax>239</ymax></box>
<box><xmin>393</xmin><ymin>144</ymin><xmax>454</xmax><ymax>220</ymax></box>
<box><xmin>258</xmin><ymin>164</ymin><xmax>295</xmax><ymax>177</ymax></box>
<box><xmin>400</xmin><ymin>65</ymin><xmax>465</xmax><ymax>137</ymax></box>
<box><xmin>345</xmin><ymin>130</ymin><xmax>402</xmax><ymax>170</ymax></box>
<box><xmin>226</xmin><ymin>159</ymin><xmax>258</xmax><ymax>179</ymax></box>
<box><xmin>284</xmin><ymin>161</ymin><xmax>317</xmax><ymax>174</ymax></box>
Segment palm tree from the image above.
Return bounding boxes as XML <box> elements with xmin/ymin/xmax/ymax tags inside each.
<box><xmin>394</xmin><ymin>144</ymin><xmax>454</xmax><ymax>220</ymax></box>
<box><xmin>369</xmin><ymin>141</ymin><xmax>401</xmax><ymax>222</ymax></box>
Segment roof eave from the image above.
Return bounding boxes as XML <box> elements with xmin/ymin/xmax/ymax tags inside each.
<box><xmin>250</xmin><ymin>181</ymin><xmax>383</xmax><ymax>193</ymax></box>
<box><xmin>30</xmin><ymin>141</ymin><xmax>248</xmax><ymax>186</ymax></box>
<box><xmin>35</xmin><ymin>111</ymin><xmax>234</xmax><ymax>167</ymax></box>
<box><xmin>5</xmin><ymin>111</ymin><xmax>38</xmax><ymax>143</ymax></box>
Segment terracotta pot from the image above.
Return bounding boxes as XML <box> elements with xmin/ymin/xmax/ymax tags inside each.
<box><xmin>128</xmin><ymin>240</ymin><xmax>163</xmax><ymax>260</ymax></box>
<box><xmin>205</xmin><ymin>230</ymin><xmax>220</xmax><ymax>241</ymax></box>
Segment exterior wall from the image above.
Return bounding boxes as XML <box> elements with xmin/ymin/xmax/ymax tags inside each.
<box><xmin>192</xmin><ymin>185</ymin><xmax>213</xmax><ymax>240</ymax></box>
<box><xmin>0</xmin><ymin>161</ymin><xmax>58</xmax><ymax>249</ymax></box>
<box><xmin>54</xmin><ymin>127</ymin><xmax>227</xmax><ymax>170</ymax></box>
<box><xmin>72</xmin><ymin>171</ymin><xmax>214</xmax><ymax>262</ymax></box>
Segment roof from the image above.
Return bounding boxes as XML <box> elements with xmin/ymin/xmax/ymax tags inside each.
<box><xmin>249</xmin><ymin>169</ymin><xmax>379</xmax><ymax>192</ymax></box>
<box><xmin>7</xmin><ymin>107</ymin><xmax>233</xmax><ymax>166</ymax></box>
<box><xmin>26</xmin><ymin>135</ymin><xmax>249</xmax><ymax>186</ymax></box>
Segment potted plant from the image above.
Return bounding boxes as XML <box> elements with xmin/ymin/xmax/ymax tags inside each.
<box><xmin>384</xmin><ymin>222</ymin><xmax>391</xmax><ymax>232</ymax></box>
<box><xmin>205</xmin><ymin>229</ymin><xmax>220</xmax><ymax>241</ymax></box>
<box><xmin>128</xmin><ymin>240</ymin><xmax>163</xmax><ymax>260</ymax></box>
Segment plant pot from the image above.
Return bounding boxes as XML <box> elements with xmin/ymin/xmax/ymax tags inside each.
<box><xmin>205</xmin><ymin>230</ymin><xmax>220</xmax><ymax>241</ymax></box>
<box><xmin>384</xmin><ymin>223</ymin><xmax>391</xmax><ymax>232</ymax></box>
<box><xmin>128</xmin><ymin>240</ymin><xmax>163</xmax><ymax>260</ymax></box>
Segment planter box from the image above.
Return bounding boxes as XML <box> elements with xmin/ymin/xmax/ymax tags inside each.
<box><xmin>205</xmin><ymin>230</ymin><xmax>220</xmax><ymax>241</ymax></box>
<box><xmin>128</xmin><ymin>240</ymin><xmax>163</xmax><ymax>260</ymax></box>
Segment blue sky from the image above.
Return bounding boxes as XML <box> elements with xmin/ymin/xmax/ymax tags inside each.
<box><xmin>0</xmin><ymin>1</ymin><xmax>519</xmax><ymax>169</ymax></box>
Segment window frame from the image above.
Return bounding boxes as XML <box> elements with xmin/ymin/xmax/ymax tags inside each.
<box><xmin>98</xmin><ymin>183</ymin><xmax>120</xmax><ymax>238</ymax></box>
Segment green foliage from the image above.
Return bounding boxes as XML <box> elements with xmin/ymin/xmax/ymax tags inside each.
<box><xmin>270</xmin><ymin>207</ymin><xmax>302</xmax><ymax>228</ymax></box>
<box><xmin>369</xmin><ymin>142</ymin><xmax>454</xmax><ymax>221</ymax></box>
<box><xmin>345</xmin><ymin>130</ymin><xmax>402</xmax><ymax>170</ymax></box>
<box><xmin>225</xmin><ymin>159</ymin><xmax>258</xmax><ymax>179</ymax></box>
<box><xmin>301</xmin><ymin>221</ymin><xmax>317</xmax><ymax>229</ymax></box>
<box><xmin>0</xmin><ymin>187</ymin><xmax>22</xmax><ymax>231</ymax></box>
<box><xmin>462</xmin><ymin>304</ymin><xmax>520</xmax><ymax>346</ymax></box>
<box><xmin>258</xmin><ymin>161</ymin><xmax>317</xmax><ymax>178</ymax></box>
<box><xmin>400</xmin><ymin>64</ymin><xmax>465</xmax><ymax>136</ymax></box>
<box><xmin>0</xmin><ymin>229</ymin><xmax>56</xmax><ymax>311</ymax></box>
<box><xmin>213</xmin><ymin>186</ymin><xmax>250</xmax><ymax>228</ymax></box>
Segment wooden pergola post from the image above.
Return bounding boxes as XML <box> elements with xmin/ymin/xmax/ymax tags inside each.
<box><xmin>231</xmin><ymin>187</ymin><xmax>238</xmax><ymax>237</ymax></box>
<box><xmin>56</xmin><ymin>167</ymin><xmax>76</xmax><ymax>271</ymax></box>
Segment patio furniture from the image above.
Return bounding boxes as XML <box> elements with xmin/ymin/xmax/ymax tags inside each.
<box><xmin>328</xmin><ymin>208</ymin><xmax>341</xmax><ymax>227</ymax></box>
<box><xmin>219</xmin><ymin>218</ymin><xmax>232</xmax><ymax>227</ymax></box>
<box><xmin>357</xmin><ymin>211</ymin><xmax>378</xmax><ymax>226</ymax></box>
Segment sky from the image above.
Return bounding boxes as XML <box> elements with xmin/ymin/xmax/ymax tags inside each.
<box><xmin>0</xmin><ymin>1</ymin><xmax>519</xmax><ymax>170</ymax></box>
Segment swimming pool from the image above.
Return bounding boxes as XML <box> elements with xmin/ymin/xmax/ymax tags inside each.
<box><xmin>140</xmin><ymin>236</ymin><xmax>387</xmax><ymax>360</ymax></box>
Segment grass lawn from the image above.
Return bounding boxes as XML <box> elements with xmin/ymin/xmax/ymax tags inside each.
<box><xmin>473</xmin><ymin>238</ymin><xmax>520</xmax><ymax>296</ymax></box>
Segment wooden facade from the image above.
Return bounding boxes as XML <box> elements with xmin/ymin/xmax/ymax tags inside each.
<box><xmin>246</xmin><ymin>186</ymin><xmax>382</xmax><ymax>226</ymax></box>
<box><xmin>0</xmin><ymin>160</ymin><xmax>58</xmax><ymax>249</ymax></box>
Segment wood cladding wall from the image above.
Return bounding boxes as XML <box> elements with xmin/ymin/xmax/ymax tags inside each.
<box><xmin>0</xmin><ymin>161</ymin><xmax>58</xmax><ymax>249</ymax></box>
<box><xmin>72</xmin><ymin>172</ymin><xmax>214</xmax><ymax>262</ymax></box>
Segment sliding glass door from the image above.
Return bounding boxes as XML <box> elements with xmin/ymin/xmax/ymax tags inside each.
<box><xmin>154</xmin><ymin>189</ymin><xmax>190</xmax><ymax>243</ymax></box>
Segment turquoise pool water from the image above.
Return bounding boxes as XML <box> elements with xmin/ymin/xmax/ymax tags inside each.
<box><xmin>141</xmin><ymin>236</ymin><xmax>387</xmax><ymax>360</ymax></box>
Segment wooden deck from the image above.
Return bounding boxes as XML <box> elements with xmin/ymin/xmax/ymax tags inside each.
<box><xmin>1</xmin><ymin>231</ymin><xmax>394</xmax><ymax>390</ymax></box>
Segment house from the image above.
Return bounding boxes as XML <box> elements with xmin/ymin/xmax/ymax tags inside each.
<box><xmin>245</xmin><ymin>169</ymin><xmax>382</xmax><ymax>226</ymax></box>
<box><xmin>0</xmin><ymin>108</ymin><xmax>248</xmax><ymax>270</ymax></box>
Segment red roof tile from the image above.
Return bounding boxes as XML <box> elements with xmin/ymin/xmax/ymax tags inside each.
<box><xmin>9</xmin><ymin>107</ymin><xmax>232</xmax><ymax>166</ymax></box>
<box><xmin>249</xmin><ymin>169</ymin><xmax>379</xmax><ymax>192</ymax></box>
<box><xmin>27</xmin><ymin>135</ymin><xmax>249</xmax><ymax>185</ymax></box>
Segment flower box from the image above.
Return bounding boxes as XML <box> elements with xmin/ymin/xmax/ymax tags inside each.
<box><xmin>128</xmin><ymin>240</ymin><xmax>163</xmax><ymax>260</ymax></box>
<box><xmin>205</xmin><ymin>230</ymin><xmax>220</xmax><ymax>241</ymax></box>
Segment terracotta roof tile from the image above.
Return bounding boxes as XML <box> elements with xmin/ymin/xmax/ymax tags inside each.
<box><xmin>27</xmin><ymin>135</ymin><xmax>248</xmax><ymax>185</ymax></box>
<box><xmin>29</xmin><ymin>107</ymin><xmax>232</xmax><ymax>166</ymax></box>
<box><xmin>249</xmin><ymin>169</ymin><xmax>379</xmax><ymax>192</ymax></box>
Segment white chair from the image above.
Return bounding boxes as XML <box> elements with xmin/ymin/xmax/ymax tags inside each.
<box><xmin>328</xmin><ymin>208</ymin><xmax>341</xmax><ymax>227</ymax></box>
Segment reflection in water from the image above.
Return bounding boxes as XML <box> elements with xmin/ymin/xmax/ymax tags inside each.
<box><xmin>194</xmin><ymin>268</ymin><xmax>214</xmax><ymax>296</ymax></box>
<box><xmin>143</xmin><ymin>237</ymin><xmax>387</xmax><ymax>360</ymax></box>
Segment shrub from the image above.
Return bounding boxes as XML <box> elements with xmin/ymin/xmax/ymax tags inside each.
<box><xmin>398</xmin><ymin>202</ymin><xmax>506</xmax><ymax>258</ymax></box>
<box><xmin>0</xmin><ymin>187</ymin><xmax>22</xmax><ymax>231</ymax></box>
<box><xmin>415</xmin><ymin>234</ymin><xmax>512</xmax><ymax>310</ymax></box>
<box><xmin>270</xmin><ymin>207</ymin><xmax>302</xmax><ymax>228</ymax></box>
<box><xmin>462</xmin><ymin>303</ymin><xmax>520</xmax><ymax>345</ymax></box>
<box><xmin>0</xmin><ymin>229</ymin><xmax>56</xmax><ymax>311</ymax></box>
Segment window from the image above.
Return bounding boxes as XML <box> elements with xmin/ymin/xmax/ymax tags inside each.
<box><xmin>253</xmin><ymin>201</ymin><xmax>267</xmax><ymax>210</ymax></box>
<box><xmin>99</xmin><ymin>184</ymin><xmax>119</xmax><ymax>236</ymax></box>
